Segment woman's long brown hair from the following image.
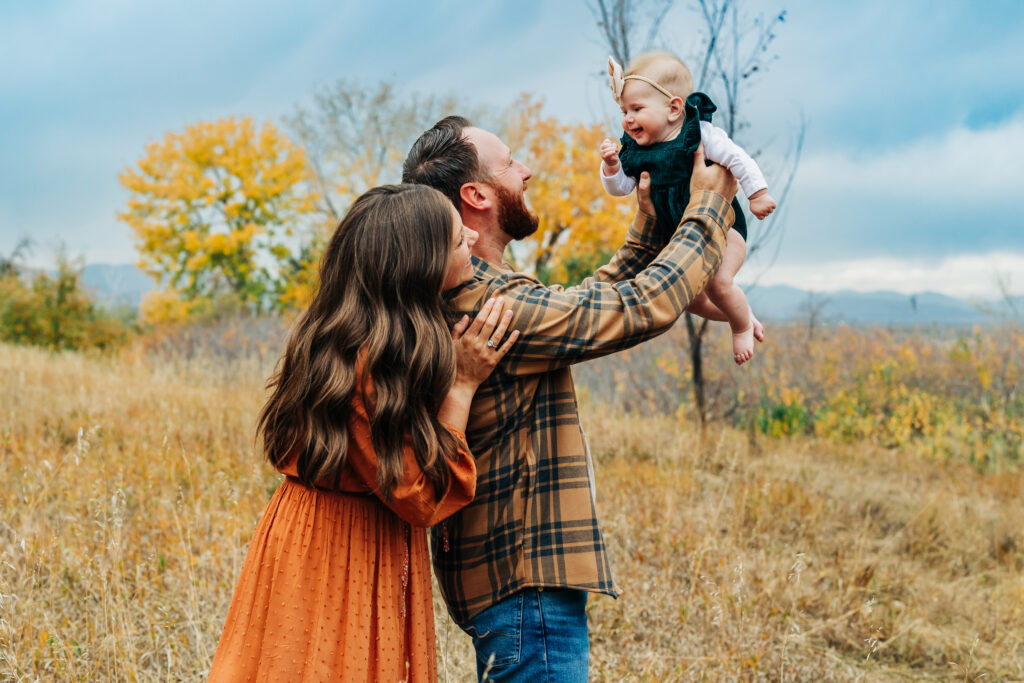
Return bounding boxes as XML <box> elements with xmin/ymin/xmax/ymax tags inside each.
<box><xmin>257</xmin><ymin>184</ymin><xmax>461</xmax><ymax>498</ymax></box>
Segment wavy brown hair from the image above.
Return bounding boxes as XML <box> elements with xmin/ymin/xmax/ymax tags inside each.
<box><xmin>258</xmin><ymin>184</ymin><xmax>461</xmax><ymax>498</ymax></box>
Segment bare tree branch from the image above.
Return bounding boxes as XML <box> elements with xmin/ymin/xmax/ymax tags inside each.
<box><xmin>285</xmin><ymin>81</ymin><xmax>471</xmax><ymax>227</ymax></box>
<box><xmin>588</xmin><ymin>0</ymin><xmax>800</xmax><ymax>425</ymax></box>
<box><xmin>0</xmin><ymin>238</ymin><xmax>32</xmax><ymax>278</ymax></box>
<box><xmin>747</xmin><ymin>113</ymin><xmax>805</xmax><ymax>266</ymax></box>
<box><xmin>587</xmin><ymin>0</ymin><xmax>673</xmax><ymax>67</ymax></box>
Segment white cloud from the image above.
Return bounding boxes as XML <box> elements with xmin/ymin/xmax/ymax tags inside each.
<box><xmin>759</xmin><ymin>113</ymin><xmax>1024</xmax><ymax>266</ymax></box>
<box><xmin>797</xmin><ymin>116</ymin><xmax>1024</xmax><ymax>200</ymax></box>
<box><xmin>3</xmin><ymin>0</ymin><xmax>1022</xmax><ymax>286</ymax></box>
<box><xmin>742</xmin><ymin>250</ymin><xmax>1024</xmax><ymax>300</ymax></box>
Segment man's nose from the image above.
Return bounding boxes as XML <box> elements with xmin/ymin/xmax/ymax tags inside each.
<box><xmin>517</xmin><ymin>160</ymin><xmax>532</xmax><ymax>181</ymax></box>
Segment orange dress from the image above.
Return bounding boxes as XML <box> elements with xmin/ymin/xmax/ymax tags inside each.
<box><xmin>208</xmin><ymin>384</ymin><xmax>476</xmax><ymax>683</ymax></box>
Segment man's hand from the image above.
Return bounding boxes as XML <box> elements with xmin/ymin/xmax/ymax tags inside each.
<box><xmin>636</xmin><ymin>171</ymin><xmax>655</xmax><ymax>216</ymax></box>
<box><xmin>690</xmin><ymin>144</ymin><xmax>737</xmax><ymax>203</ymax></box>
<box><xmin>600</xmin><ymin>138</ymin><xmax>621</xmax><ymax>176</ymax></box>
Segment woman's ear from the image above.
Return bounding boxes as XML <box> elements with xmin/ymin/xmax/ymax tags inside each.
<box><xmin>667</xmin><ymin>96</ymin><xmax>685</xmax><ymax>123</ymax></box>
<box><xmin>459</xmin><ymin>182</ymin><xmax>492</xmax><ymax>212</ymax></box>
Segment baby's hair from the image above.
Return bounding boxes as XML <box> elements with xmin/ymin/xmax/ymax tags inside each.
<box><xmin>626</xmin><ymin>51</ymin><xmax>694</xmax><ymax>99</ymax></box>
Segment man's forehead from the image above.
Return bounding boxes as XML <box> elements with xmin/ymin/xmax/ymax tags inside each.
<box><xmin>464</xmin><ymin>127</ymin><xmax>509</xmax><ymax>166</ymax></box>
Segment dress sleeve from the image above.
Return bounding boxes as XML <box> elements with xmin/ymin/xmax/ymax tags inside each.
<box><xmin>344</xmin><ymin>386</ymin><xmax>476</xmax><ymax>528</ymax></box>
<box><xmin>700</xmin><ymin>121</ymin><xmax>768</xmax><ymax>199</ymax></box>
<box><xmin>600</xmin><ymin>165</ymin><xmax>638</xmax><ymax>196</ymax></box>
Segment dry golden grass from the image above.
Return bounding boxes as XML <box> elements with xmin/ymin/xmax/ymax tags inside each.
<box><xmin>2</xmin><ymin>342</ymin><xmax>1022</xmax><ymax>681</ymax></box>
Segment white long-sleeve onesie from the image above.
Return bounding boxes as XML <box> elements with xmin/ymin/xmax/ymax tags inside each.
<box><xmin>601</xmin><ymin>121</ymin><xmax>767</xmax><ymax>200</ymax></box>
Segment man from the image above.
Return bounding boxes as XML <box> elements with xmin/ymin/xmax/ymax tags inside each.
<box><xmin>402</xmin><ymin>116</ymin><xmax>737</xmax><ymax>681</ymax></box>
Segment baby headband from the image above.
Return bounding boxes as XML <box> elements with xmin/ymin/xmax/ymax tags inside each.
<box><xmin>607</xmin><ymin>56</ymin><xmax>676</xmax><ymax>104</ymax></box>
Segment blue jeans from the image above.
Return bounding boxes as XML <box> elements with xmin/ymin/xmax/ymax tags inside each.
<box><xmin>461</xmin><ymin>588</ymin><xmax>589</xmax><ymax>682</ymax></box>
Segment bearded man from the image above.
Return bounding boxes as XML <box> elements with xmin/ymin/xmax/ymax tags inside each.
<box><xmin>402</xmin><ymin>116</ymin><xmax>737</xmax><ymax>682</ymax></box>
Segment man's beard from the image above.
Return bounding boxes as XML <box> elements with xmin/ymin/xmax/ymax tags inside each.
<box><xmin>489</xmin><ymin>182</ymin><xmax>539</xmax><ymax>240</ymax></box>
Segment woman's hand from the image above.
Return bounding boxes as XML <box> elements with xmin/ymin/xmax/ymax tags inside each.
<box><xmin>450</xmin><ymin>296</ymin><xmax>518</xmax><ymax>391</ymax></box>
<box><xmin>438</xmin><ymin>297</ymin><xmax>518</xmax><ymax>432</ymax></box>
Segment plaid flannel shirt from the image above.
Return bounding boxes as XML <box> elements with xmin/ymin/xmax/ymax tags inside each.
<box><xmin>432</xmin><ymin>190</ymin><xmax>733</xmax><ymax>624</ymax></box>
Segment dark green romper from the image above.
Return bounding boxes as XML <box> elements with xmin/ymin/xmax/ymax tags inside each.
<box><xmin>619</xmin><ymin>92</ymin><xmax>747</xmax><ymax>244</ymax></box>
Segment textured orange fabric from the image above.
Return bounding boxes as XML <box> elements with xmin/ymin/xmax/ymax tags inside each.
<box><xmin>209</xmin><ymin>383</ymin><xmax>475</xmax><ymax>682</ymax></box>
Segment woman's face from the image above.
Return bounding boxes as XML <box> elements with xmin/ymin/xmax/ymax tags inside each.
<box><xmin>442</xmin><ymin>205</ymin><xmax>478</xmax><ymax>292</ymax></box>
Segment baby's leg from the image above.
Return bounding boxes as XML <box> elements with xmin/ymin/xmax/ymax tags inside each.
<box><xmin>688</xmin><ymin>292</ymin><xmax>765</xmax><ymax>342</ymax></box>
<box><xmin>750</xmin><ymin>309</ymin><xmax>765</xmax><ymax>342</ymax></box>
<box><xmin>687</xmin><ymin>291</ymin><xmax>726</xmax><ymax>321</ymax></box>
<box><xmin>705</xmin><ymin>228</ymin><xmax>754</xmax><ymax>365</ymax></box>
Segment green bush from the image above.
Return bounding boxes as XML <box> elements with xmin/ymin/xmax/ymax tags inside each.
<box><xmin>0</xmin><ymin>254</ymin><xmax>134</xmax><ymax>351</ymax></box>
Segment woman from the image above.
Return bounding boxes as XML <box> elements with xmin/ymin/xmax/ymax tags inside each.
<box><xmin>208</xmin><ymin>184</ymin><xmax>517</xmax><ymax>682</ymax></box>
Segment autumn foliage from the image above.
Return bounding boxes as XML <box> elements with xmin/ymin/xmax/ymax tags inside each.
<box><xmin>0</xmin><ymin>254</ymin><xmax>131</xmax><ymax>351</ymax></box>
<box><xmin>118</xmin><ymin>117</ymin><xmax>317</xmax><ymax>321</ymax></box>
<box><xmin>3</xmin><ymin>335</ymin><xmax>1022</xmax><ymax>679</ymax></box>
<box><xmin>578</xmin><ymin>322</ymin><xmax>1023</xmax><ymax>468</ymax></box>
<box><xmin>502</xmin><ymin>95</ymin><xmax>633</xmax><ymax>283</ymax></box>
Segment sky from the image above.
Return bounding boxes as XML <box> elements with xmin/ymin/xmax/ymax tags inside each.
<box><xmin>1</xmin><ymin>0</ymin><xmax>1022</xmax><ymax>300</ymax></box>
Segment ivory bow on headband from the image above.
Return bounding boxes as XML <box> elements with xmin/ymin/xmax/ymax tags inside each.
<box><xmin>607</xmin><ymin>56</ymin><xmax>676</xmax><ymax>103</ymax></box>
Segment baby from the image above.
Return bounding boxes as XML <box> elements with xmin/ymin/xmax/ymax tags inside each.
<box><xmin>600</xmin><ymin>51</ymin><xmax>776</xmax><ymax>365</ymax></box>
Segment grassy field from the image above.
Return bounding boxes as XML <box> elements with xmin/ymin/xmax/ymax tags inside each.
<box><xmin>1</xmin><ymin>341</ymin><xmax>1022</xmax><ymax>681</ymax></box>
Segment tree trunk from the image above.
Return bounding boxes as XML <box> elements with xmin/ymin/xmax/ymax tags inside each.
<box><xmin>684</xmin><ymin>311</ymin><xmax>709</xmax><ymax>428</ymax></box>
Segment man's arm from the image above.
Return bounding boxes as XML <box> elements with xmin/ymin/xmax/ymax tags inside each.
<box><xmin>579</xmin><ymin>169</ymin><xmax>666</xmax><ymax>290</ymax></box>
<box><xmin>454</xmin><ymin>154</ymin><xmax>738</xmax><ymax>375</ymax></box>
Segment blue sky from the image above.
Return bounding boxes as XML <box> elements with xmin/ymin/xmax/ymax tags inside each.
<box><xmin>1</xmin><ymin>0</ymin><xmax>1022</xmax><ymax>298</ymax></box>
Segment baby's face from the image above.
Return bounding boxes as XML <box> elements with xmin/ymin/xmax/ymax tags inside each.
<box><xmin>619</xmin><ymin>81</ymin><xmax>674</xmax><ymax>146</ymax></box>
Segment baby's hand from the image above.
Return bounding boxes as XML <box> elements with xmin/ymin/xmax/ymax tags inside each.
<box><xmin>600</xmin><ymin>138</ymin><xmax>621</xmax><ymax>174</ymax></box>
<box><xmin>749</xmin><ymin>191</ymin><xmax>777</xmax><ymax>220</ymax></box>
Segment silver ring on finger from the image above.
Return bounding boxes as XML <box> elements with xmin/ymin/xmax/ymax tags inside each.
<box><xmin>486</xmin><ymin>339</ymin><xmax>495</xmax><ymax>348</ymax></box>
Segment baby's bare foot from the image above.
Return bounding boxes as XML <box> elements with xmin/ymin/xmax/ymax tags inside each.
<box><xmin>733</xmin><ymin>326</ymin><xmax>755</xmax><ymax>365</ymax></box>
<box><xmin>750</xmin><ymin>309</ymin><xmax>765</xmax><ymax>342</ymax></box>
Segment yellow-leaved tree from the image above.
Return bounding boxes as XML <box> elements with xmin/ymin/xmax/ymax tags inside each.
<box><xmin>501</xmin><ymin>95</ymin><xmax>633</xmax><ymax>285</ymax></box>
<box><xmin>118</xmin><ymin>117</ymin><xmax>317</xmax><ymax>321</ymax></box>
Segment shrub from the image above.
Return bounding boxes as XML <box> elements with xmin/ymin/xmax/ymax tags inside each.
<box><xmin>0</xmin><ymin>254</ymin><xmax>134</xmax><ymax>351</ymax></box>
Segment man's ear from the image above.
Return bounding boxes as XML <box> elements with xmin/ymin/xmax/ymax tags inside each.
<box><xmin>459</xmin><ymin>182</ymin><xmax>492</xmax><ymax>212</ymax></box>
<box><xmin>667</xmin><ymin>96</ymin><xmax>685</xmax><ymax>123</ymax></box>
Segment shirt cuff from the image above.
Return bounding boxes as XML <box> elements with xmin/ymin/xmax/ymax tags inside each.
<box><xmin>683</xmin><ymin>190</ymin><xmax>734</xmax><ymax>240</ymax></box>
<box><xmin>627</xmin><ymin>206</ymin><xmax>659</xmax><ymax>243</ymax></box>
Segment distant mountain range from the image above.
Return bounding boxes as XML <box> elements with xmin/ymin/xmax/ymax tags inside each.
<box><xmin>78</xmin><ymin>264</ymin><xmax>1019</xmax><ymax>325</ymax></box>
<box><xmin>745</xmin><ymin>285</ymin><xmax>1020</xmax><ymax>326</ymax></box>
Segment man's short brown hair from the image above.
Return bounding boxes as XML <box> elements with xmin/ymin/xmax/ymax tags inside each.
<box><xmin>402</xmin><ymin>116</ymin><xmax>483</xmax><ymax>211</ymax></box>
